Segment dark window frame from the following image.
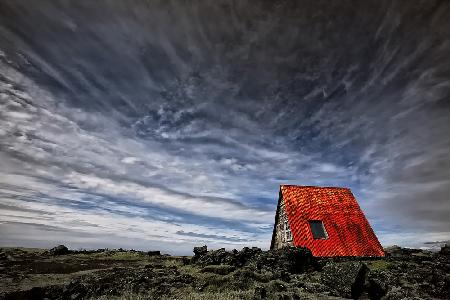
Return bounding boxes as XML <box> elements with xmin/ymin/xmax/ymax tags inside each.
<box><xmin>308</xmin><ymin>220</ymin><xmax>328</xmax><ymax>239</ymax></box>
<box><xmin>283</xmin><ymin>220</ymin><xmax>292</xmax><ymax>242</ymax></box>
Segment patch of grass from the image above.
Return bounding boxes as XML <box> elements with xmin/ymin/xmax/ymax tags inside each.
<box><xmin>91</xmin><ymin>290</ymin><xmax>153</xmax><ymax>300</ymax></box>
<box><xmin>92</xmin><ymin>289</ymin><xmax>254</xmax><ymax>300</ymax></box>
<box><xmin>411</xmin><ymin>251</ymin><xmax>432</xmax><ymax>257</ymax></box>
<box><xmin>367</xmin><ymin>260</ymin><xmax>393</xmax><ymax>271</ymax></box>
<box><xmin>200</xmin><ymin>272</ymin><xmax>234</xmax><ymax>291</ymax></box>
<box><xmin>180</xmin><ymin>264</ymin><xmax>201</xmax><ymax>276</ymax></box>
<box><xmin>166</xmin><ymin>290</ymin><xmax>254</xmax><ymax>300</ymax></box>
<box><xmin>194</xmin><ymin>267</ymin><xmax>272</xmax><ymax>293</ymax></box>
<box><xmin>160</xmin><ymin>256</ymin><xmax>186</xmax><ymax>268</ymax></box>
<box><xmin>200</xmin><ymin>264</ymin><xmax>235</xmax><ymax>275</ymax></box>
<box><xmin>70</xmin><ymin>251</ymin><xmax>145</xmax><ymax>261</ymax></box>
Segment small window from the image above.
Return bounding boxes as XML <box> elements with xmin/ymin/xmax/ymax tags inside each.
<box><xmin>286</xmin><ymin>230</ymin><xmax>292</xmax><ymax>241</ymax></box>
<box><xmin>308</xmin><ymin>220</ymin><xmax>328</xmax><ymax>239</ymax></box>
<box><xmin>283</xmin><ymin>220</ymin><xmax>292</xmax><ymax>242</ymax></box>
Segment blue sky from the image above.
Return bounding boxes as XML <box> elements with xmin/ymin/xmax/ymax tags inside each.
<box><xmin>0</xmin><ymin>1</ymin><xmax>449</xmax><ymax>255</ymax></box>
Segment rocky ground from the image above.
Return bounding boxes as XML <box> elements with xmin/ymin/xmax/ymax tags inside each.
<box><xmin>0</xmin><ymin>245</ymin><xmax>449</xmax><ymax>300</ymax></box>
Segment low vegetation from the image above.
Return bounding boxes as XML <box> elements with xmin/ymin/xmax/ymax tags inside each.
<box><xmin>0</xmin><ymin>244</ymin><xmax>449</xmax><ymax>300</ymax></box>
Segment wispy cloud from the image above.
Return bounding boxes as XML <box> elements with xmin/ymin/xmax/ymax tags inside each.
<box><xmin>0</xmin><ymin>0</ymin><xmax>449</xmax><ymax>253</ymax></box>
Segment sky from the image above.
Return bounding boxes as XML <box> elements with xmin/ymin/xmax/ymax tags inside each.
<box><xmin>0</xmin><ymin>0</ymin><xmax>449</xmax><ymax>255</ymax></box>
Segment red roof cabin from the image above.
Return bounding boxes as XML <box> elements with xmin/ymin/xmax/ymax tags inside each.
<box><xmin>270</xmin><ymin>185</ymin><xmax>384</xmax><ymax>257</ymax></box>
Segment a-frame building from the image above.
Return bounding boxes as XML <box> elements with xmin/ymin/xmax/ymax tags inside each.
<box><xmin>270</xmin><ymin>185</ymin><xmax>384</xmax><ymax>257</ymax></box>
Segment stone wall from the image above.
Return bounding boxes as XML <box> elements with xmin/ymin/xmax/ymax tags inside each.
<box><xmin>272</xmin><ymin>198</ymin><xmax>294</xmax><ymax>249</ymax></box>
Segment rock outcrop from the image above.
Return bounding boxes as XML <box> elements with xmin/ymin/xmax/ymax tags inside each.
<box><xmin>191</xmin><ymin>246</ymin><xmax>316</xmax><ymax>273</ymax></box>
<box><xmin>320</xmin><ymin>261</ymin><xmax>368</xmax><ymax>299</ymax></box>
<box><xmin>49</xmin><ymin>245</ymin><xmax>70</xmax><ymax>256</ymax></box>
<box><xmin>439</xmin><ymin>244</ymin><xmax>450</xmax><ymax>256</ymax></box>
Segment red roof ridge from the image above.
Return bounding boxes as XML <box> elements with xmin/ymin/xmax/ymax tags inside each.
<box><xmin>280</xmin><ymin>184</ymin><xmax>351</xmax><ymax>190</ymax></box>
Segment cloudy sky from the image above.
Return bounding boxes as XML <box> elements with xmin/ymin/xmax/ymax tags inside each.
<box><xmin>1</xmin><ymin>1</ymin><xmax>449</xmax><ymax>255</ymax></box>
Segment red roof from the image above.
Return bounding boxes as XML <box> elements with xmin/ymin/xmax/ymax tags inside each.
<box><xmin>281</xmin><ymin>185</ymin><xmax>384</xmax><ymax>257</ymax></box>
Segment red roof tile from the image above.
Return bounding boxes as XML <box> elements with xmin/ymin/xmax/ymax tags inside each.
<box><xmin>281</xmin><ymin>185</ymin><xmax>384</xmax><ymax>257</ymax></box>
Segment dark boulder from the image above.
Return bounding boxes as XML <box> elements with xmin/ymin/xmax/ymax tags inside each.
<box><xmin>321</xmin><ymin>261</ymin><xmax>368</xmax><ymax>299</ymax></box>
<box><xmin>193</xmin><ymin>245</ymin><xmax>207</xmax><ymax>257</ymax></box>
<box><xmin>147</xmin><ymin>251</ymin><xmax>161</xmax><ymax>256</ymax></box>
<box><xmin>192</xmin><ymin>247</ymin><xmax>221</xmax><ymax>265</ymax></box>
<box><xmin>366</xmin><ymin>277</ymin><xmax>388</xmax><ymax>300</ymax></box>
<box><xmin>49</xmin><ymin>245</ymin><xmax>70</xmax><ymax>256</ymax></box>
<box><xmin>192</xmin><ymin>246</ymin><xmax>238</xmax><ymax>266</ymax></box>
<box><xmin>194</xmin><ymin>247</ymin><xmax>239</xmax><ymax>266</ymax></box>
<box><xmin>439</xmin><ymin>244</ymin><xmax>450</xmax><ymax>256</ymax></box>
<box><xmin>191</xmin><ymin>246</ymin><xmax>316</xmax><ymax>274</ymax></box>
<box><xmin>384</xmin><ymin>245</ymin><xmax>410</xmax><ymax>258</ymax></box>
<box><xmin>237</xmin><ymin>247</ymin><xmax>263</xmax><ymax>266</ymax></box>
<box><xmin>254</xmin><ymin>247</ymin><xmax>315</xmax><ymax>274</ymax></box>
<box><xmin>384</xmin><ymin>245</ymin><xmax>427</xmax><ymax>260</ymax></box>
